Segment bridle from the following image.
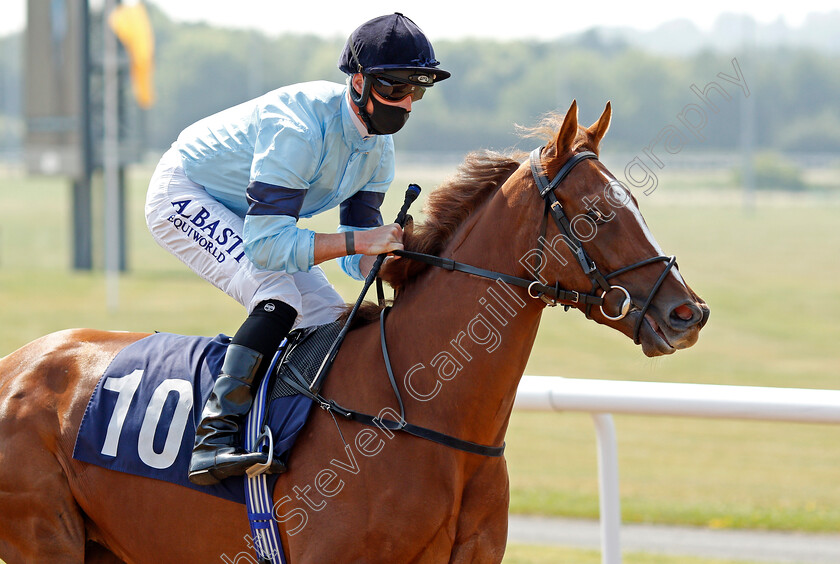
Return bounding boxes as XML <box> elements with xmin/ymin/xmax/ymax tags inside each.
<box><xmin>396</xmin><ymin>146</ymin><xmax>679</xmax><ymax>344</ymax></box>
<box><xmin>290</xmin><ymin>146</ymin><xmax>681</xmax><ymax>461</ymax></box>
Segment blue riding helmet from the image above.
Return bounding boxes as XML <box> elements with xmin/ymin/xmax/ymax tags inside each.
<box><xmin>338</xmin><ymin>12</ymin><xmax>451</xmax><ymax>86</ymax></box>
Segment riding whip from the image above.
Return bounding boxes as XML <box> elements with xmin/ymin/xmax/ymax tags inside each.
<box><xmin>309</xmin><ymin>184</ymin><xmax>421</xmax><ymax>394</ymax></box>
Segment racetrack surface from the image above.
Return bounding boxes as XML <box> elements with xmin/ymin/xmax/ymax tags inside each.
<box><xmin>508</xmin><ymin>515</ymin><xmax>840</xmax><ymax>563</ymax></box>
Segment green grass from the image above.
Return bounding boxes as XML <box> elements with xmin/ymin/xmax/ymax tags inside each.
<box><xmin>506</xmin><ymin>412</ymin><xmax>840</xmax><ymax>532</ymax></box>
<box><xmin>1</xmin><ymin>162</ymin><xmax>839</xmax><ymax>534</ymax></box>
<box><xmin>503</xmin><ymin>544</ymin><xmax>778</xmax><ymax>564</ymax></box>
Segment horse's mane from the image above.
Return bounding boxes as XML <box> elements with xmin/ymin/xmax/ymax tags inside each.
<box><xmin>380</xmin><ymin>149</ymin><xmax>523</xmax><ymax>291</ymax></box>
<box><xmin>410</xmin><ymin>151</ymin><xmax>524</xmax><ymax>257</ymax></box>
<box><xmin>344</xmin><ymin>111</ymin><xmax>577</xmax><ymax>326</ymax></box>
<box><xmin>383</xmin><ymin>110</ymin><xmax>589</xmax><ymax>291</ymax></box>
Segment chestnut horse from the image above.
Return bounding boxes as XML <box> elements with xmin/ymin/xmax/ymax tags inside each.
<box><xmin>0</xmin><ymin>101</ymin><xmax>708</xmax><ymax>563</ymax></box>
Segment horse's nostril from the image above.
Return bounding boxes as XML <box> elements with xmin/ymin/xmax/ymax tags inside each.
<box><xmin>668</xmin><ymin>301</ymin><xmax>703</xmax><ymax>330</ymax></box>
<box><xmin>673</xmin><ymin>304</ymin><xmax>695</xmax><ymax>321</ymax></box>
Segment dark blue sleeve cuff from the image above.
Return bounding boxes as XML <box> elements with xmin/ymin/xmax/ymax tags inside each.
<box><xmin>339</xmin><ymin>190</ymin><xmax>385</xmax><ymax>228</ymax></box>
<box><xmin>246</xmin><ymin>181</ymin><xmax>306</xmax><ymax>218</ymax></box>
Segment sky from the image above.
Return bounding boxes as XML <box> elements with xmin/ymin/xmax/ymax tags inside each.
<box><xmin>1</xmin><ymin>0</ymin><xmax>839</xmax><ymax>39</ymax></box>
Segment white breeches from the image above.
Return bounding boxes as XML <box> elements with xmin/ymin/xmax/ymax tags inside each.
<box><xmin>144</xmin><ymin>145</ymin><xmax>345</xmax><ymax>329</ymax></box>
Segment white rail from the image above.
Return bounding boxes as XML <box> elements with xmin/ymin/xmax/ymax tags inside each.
<box><xmin>512</xmin><ymin>376</ymin><xmax>840</xmax><ymax>564</ymax></box>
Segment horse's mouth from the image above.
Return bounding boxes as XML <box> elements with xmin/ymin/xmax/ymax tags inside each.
<box><xmin>639</xmin><ymin>313</ymin><xmax>676</xmax><ymax>357</ymax></box>
<box><xmin>636</xmin><ymin>309</ymin><xmax>706</xmax><ymax>357</ymax></box>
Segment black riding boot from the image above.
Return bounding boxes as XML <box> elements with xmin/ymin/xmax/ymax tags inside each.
<box><xmin>188</xmin><ymin>299</ymin><xmax>297</xmax><ymax>485</ymax></box>
<box><xmin>188</xmin><ymin>344</ymin><xmax>285</xmax><ymax>485</ymax></box>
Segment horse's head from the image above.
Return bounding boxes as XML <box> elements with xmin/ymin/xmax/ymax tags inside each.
<box><xmin>381</xmin><ymin>101</ymin><xmax>708</xmax><ymax>356</ymax></box>
<box><xmin>522</xmin><ymin>100</ymin><xmax>709</xmax><ymax>356</ymax></box>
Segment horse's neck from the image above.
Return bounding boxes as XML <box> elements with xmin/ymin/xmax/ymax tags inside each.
<box><xmin>388</xmin><ymin>180</ymin><xmax>545</xmax><ymax>446</ymax></box>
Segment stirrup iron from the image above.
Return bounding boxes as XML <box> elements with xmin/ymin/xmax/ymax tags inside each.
<box><xmin>246</xmin><ymin>425</ymin><xmax>276</xmax><ymax>478</ymax></box>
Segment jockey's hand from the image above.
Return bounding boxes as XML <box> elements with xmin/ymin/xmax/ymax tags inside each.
<box><xmin>358</xmin><ymin>223</ymin><xmax>404</xmax><ymax>256</ymax></box>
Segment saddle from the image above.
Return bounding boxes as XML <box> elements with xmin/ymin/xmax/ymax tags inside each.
<box><xmin>269</xmin><ymin>321</ymin><xmax>341</xmax><ymax>401</ymax></box>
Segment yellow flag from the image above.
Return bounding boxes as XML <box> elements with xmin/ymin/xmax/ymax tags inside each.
<box><xmin>108</xmin><ymin>2</ymin><xmax>155</xmax><ymax>109</ymax></box>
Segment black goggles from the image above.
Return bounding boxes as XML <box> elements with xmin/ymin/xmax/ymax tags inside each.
<box><xmin>368</xmin><ymin>72</ymin><xmax>434</xmax><ymax>102</ymax></box>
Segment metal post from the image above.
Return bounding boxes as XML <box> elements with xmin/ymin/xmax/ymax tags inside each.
<box><xmin>73</xmin><ymin>0</ymin><xmax>93</xmax><ymax>270</ymax></box>
<box><xmin>119</xmin><ymin>165</ymin><xmax>128</xmax><ymax>271</ymax></box>
<box><xmin>71</xmin><ymin>178</ymin><xmax>93</xmax><ymax>269</ymax></box>
<box><xmin>592</xmin><ymin>413</ymin><xmax>622</xmax><ymax>564</ymax></box>
<box><xmin>103</xmin><ymin>0</ymin><xmax>120</xmax><ymax>310</ymax></box>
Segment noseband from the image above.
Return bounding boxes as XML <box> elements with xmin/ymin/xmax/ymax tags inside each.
<box><xmin>396</xmin><ymin>146</ymin><xmax>678</xmax><ymax>344</ymax></box>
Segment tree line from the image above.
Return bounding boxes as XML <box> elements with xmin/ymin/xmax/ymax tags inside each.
<box><xmin>2</xmin><ymin>7</ymin><xmax>840</xmax><ymax>159</ymax></box>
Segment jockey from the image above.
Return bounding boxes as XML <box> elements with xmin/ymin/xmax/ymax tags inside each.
<box><xmin>144</xmin><ymin>13</ymin><xmax>450</xmax><ymax>486</ymax></box>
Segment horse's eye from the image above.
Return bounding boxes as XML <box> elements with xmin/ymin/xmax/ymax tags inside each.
<box><xmin>587</xmin><ymin>209</ymin><xmax>609</xmax><ymax>225</ymax></box>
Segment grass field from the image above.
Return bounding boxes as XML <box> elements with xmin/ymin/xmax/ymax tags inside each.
<box><xmin>502</xmin><ymin>545</ymin><xmax>774</xmax><ymax>564</ymax></box>
<box><xmin>1</xmin><ymin>157</ymin><xmax>839</xmax><ymax>541</ymax></box>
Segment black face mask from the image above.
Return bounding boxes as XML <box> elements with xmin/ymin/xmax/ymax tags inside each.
<box><xmin>363</xmin><ymin>95</ymin><xmax>409</xmax><ymax>135</ymax></box>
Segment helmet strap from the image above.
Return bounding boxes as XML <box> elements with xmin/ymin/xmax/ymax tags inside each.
<box><xmin>349</xmin><ymin>75</ymin><xmax>375</xmax><ymax>133</ymax></box>
<box><xmin>349</xmin><ymin>74</ymin><xmax>372</xmax><ymax>107</ymax></box>
<box><xmin>347</xmin><ymin>33</ymin><xmax>376</xmax><ymax>130</ymax></box>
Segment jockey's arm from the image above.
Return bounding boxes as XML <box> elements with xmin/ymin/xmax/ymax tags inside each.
<box><xmin>314</xmin><ymin>223</ymin><xmax>404</xmax><ymax>274</ymax></box>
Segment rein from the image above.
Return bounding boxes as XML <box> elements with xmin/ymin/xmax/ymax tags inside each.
<box><xmin>289</xmin><ymin>146</ymin><xmax>679</xmax><ymax>460</ymax></box>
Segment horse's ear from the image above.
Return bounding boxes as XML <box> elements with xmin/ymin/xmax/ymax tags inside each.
<box><xmin>588</xmin><ymin>101</ymin><xmax>612</xmax><ymax>151</ymax></box>
<box><xmin>554</xmin><ymin>99</ymin><xmax>579</xmax><ymax>152</ymax></box>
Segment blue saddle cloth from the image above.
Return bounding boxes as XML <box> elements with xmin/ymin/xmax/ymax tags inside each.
<box><xmin>72</xmin><ymin>332</ymin><xmax>314</xmax><ymax>504</ymax></box>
